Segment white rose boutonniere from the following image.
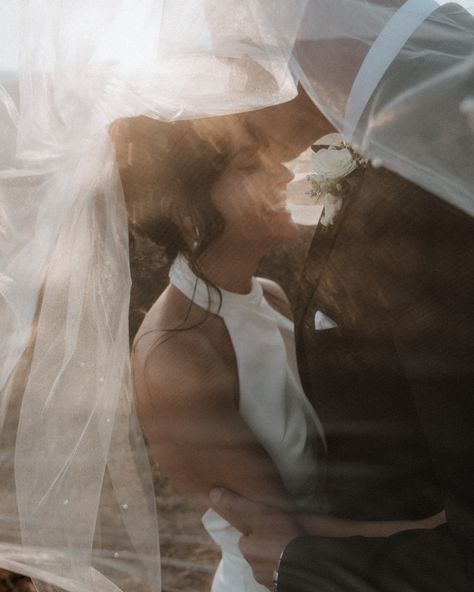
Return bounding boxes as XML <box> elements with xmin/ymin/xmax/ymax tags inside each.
<box><xmin>307</xmin><ymin>143</ymin><xmax>367</xmax><ymax>226</ymax></box>
<box><xmin>311</xmin><ymin>147</ymin><xmax>357</xmax><ymax>181</ymax></box>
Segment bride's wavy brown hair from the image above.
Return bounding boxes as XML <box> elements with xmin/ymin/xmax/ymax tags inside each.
<box><xmin>110</xmin><ymin>115</ymin><xmax>238</xmax><ymax>274</ymax></box>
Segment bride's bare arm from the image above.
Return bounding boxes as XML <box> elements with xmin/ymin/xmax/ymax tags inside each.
<box><xmin>133</xmin><ymin>330</ymin><xmax>293</xmax><ymax>513</ymax></box>
<box><xmin>297</xmin><ymin>509</ymin><xmax>446</xmax><ymax>538</ymax></box>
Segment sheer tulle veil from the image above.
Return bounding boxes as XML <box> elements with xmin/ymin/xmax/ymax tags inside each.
<box><xmin>0</xmin><ymin>1</ymin><xmax>472</xmax><ymax>591</ymax></box>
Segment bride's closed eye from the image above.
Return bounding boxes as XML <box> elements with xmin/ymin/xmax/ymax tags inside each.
<box><xmin>232</xmin><ymin>147</ymin><xmax>260</xmax><ymax>171</ymax></box>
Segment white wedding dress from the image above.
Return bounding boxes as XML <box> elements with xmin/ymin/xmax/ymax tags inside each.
<box><xmin>169</xmin><ymin>256</ymin><xmax>326</xmax><ymax>592</ymax></box>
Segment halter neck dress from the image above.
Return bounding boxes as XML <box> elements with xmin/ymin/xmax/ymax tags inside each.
<box><xmin>169</xmin><ymin>256</ymin><xmax>326</xmax><ymax>592</ymax></box>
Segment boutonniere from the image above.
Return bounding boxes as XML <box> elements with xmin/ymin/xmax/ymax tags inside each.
<box><xmin>307</xmin><ymin>143</ymin><xmax>367</xmax><ymax>226</ymax></box>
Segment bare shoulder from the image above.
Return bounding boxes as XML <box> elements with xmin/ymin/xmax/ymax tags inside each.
<box><xmin>132</xmin><ymin>285</ymin><xmax>237</xmax><ymax>418</ymax></box>
<box><xmin>257</xmin><ymin>277</ymin><xmax>293</xmax><ymax>320</ymax></box>
<box><xmin>130</xmin><ymin>287</ymin><xmax>290</xmax><ymax>511</ymax></box>
<box><xmin>139</xmin><ymin>328</ymin><xmax>232</xmax><ymax>398</ymax></box>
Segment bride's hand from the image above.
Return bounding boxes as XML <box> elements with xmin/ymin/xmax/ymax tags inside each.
<box><xmin>369</xmin><ymin>509</ymin><xmax>446</xmax><ymax>537</ymax></box>
<box><xmin>364</xmin><ymin>509</ymin><xmax>446</xmax><ymax>537</ymax></box>
<box><xmin>411</xmin><ymin>509</ymin><xmax>446</xmax><ymax>529</ymax></box>
<box><xmin>298</xmin><ymin>509</ymin><xmax>447</xmax><ymax>539</ymax></box>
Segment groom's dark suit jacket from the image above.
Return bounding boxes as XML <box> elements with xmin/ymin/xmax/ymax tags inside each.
<box><xmin>279</xmin><ymin>5</ymin><xmax>474</xmax><ymax>592</ymax></box>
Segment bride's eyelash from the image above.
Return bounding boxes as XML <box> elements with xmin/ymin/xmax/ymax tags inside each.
<box><xmin>234</xmin><ymin>148</ymin><xmax>260</xmax><ymax>170</ymax></box>
<box><xmin>239</xmin><ymin>163</ymin><xmax>258</xmax><ymax>172</ymax></box>
<box><xmin>233</xmin><ymin>152</ymin><xmax>261</xmax><ymax>171</ymax></box>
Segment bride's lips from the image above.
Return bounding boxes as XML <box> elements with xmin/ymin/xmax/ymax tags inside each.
<box><xmin>262</xmin><ymin>187</ymin><xmax>292</xmax><ymax>215</ymax></box>
<box><xmin>265</xmin><ymin>202</ymin><xmax>288</xmax><ymax>212</ymax></box>
<box><xmin>263</xmin><ymin>200</ymin><xmax>292</xmax><ymax>216</ymax></box>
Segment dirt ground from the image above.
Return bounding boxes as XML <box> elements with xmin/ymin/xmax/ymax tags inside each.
<box><xmin>0</xmin><ymin>226</ymin><xmax>315</xmax><ymax>592</ymax></box>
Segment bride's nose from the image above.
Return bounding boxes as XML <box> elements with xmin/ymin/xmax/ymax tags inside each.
<box><xmin>281</xmin><ymin>163</ymin><xmax>295</xmax><ymax>184</ymax></box>
<box><xmin>272</xmin><ymin>160</ymin><xmax>294</xmax><ymax>184</ymax></box>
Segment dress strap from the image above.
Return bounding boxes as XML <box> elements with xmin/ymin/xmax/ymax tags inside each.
<box><xmin>169</xmin><ymin>255</ymin><xmax>222</xmax><ymax>314</ymax></box>
<box><xmin>169</xmin><ymin>255</ymin><xmax>265</xmax><ymax>315</ymax></box>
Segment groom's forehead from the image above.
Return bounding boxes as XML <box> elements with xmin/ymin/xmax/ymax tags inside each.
<box><xmin>201</xmin><ymin>90</ymin><xmax>330</xmax><ymax>161</ymax></box>
<box><xmin>242</xmin><ymin>107</ymin><xmax>331</xmax><ymax>162</ymax></box>
<box><xmin>233</xmin><ymin>117</ymin><xmax>295</xmax><ymax>163</ymax></box>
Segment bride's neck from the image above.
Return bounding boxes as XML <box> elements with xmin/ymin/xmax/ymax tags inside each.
<box><xmin>196</xmin><ymin>242</ymin><xmax>264</xmax><ymax>294</ymax></box>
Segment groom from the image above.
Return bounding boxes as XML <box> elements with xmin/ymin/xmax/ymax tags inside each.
<box><xmin>210</xmin><ymin>3</ymin><xmax>474</xmax><ymax>591</ymax></box>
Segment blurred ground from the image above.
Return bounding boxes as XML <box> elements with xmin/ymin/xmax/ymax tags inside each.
<box><xmin>1</xmin><ymin>225</ymin><xmax>315</xmax><ymax>592</ymax></box>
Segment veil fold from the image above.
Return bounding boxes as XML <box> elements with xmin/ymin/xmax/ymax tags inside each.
<box><xmin>0</xmin><ymin>2</ymin><xmax>304</xmax><ymax>591</ymax></box>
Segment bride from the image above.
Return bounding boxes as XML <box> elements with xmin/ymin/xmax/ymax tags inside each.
<box><xmin>111</xmin><ymin>113</ymin><xmax>444</xmax><ymax>592</ymax></box>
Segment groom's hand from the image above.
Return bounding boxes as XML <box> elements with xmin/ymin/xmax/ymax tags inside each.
<box><xmin>210</xmin><ymin>488</ymin><xmax>303</xmax><ymax>590</ymax></box>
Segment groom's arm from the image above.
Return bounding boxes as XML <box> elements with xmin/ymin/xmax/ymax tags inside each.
<box><xmin>277</xmin><ymin>524</ymin><xmax>470</xmax><ymax>592</ymax></box>
<box><xmin>280</xmin><ymin>367</ymin><xmax>474</xmax><ymax>592</ymax></box>
<box><xmin>278</xmin><ymin>372</ymin><xmax>473</xmax><ymax>592</ymax></box>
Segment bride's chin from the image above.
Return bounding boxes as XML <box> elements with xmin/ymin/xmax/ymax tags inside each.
<box><xmin>266</xmin><ymin>217</ymin><xmax>299</xmax><ymax>244</ymax></box>
<box><xmin>238</xmin><ymin>210</ymin><xmax>299</xmax><ymax>246</ymax></box>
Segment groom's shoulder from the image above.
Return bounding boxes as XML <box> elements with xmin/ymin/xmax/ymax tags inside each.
<box><xmin>376</xmin><ymin>2</ymin><xmax>474</xmax><ymax>95</ymax></box>
<box><xmin>400</xmin><ymin>2</ymin><xmax>474</xmax><ymax>53</ymax></box>
<box><xmin>438</xmin><ymin>2</ymin><xmax>474</xmax><ymax>24</ymax></box>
